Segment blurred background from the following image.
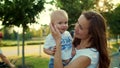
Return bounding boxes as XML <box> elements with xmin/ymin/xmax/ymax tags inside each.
<box><xmin>0</xmin><ymin>0</ymin><xmax>120</xmax><ymax>68</ymax></box>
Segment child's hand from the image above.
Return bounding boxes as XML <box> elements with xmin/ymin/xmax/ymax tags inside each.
<box><xmin>50</xmin><ymin>50</ymin><xmax>55</xmax><ymax>56</ymax></box>
<box><xmin>52</xmin><ymin>46</ymin><xmax>56</xmax><ymax>55</ymax></box>
<box><xmin>71</xmin><ymin>49</ymin><xmax>76</xmax><ymax>57</ymax></box>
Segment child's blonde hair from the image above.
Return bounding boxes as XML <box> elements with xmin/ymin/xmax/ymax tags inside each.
<box><xmin>50</xmin><ymin>9</ymin><xmax>68</xmax><ymax>23</ymax></box>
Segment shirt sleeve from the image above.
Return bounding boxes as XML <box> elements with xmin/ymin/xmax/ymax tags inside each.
<box><xmin>65</xmin><ymin>31</ymin><xmax>73</xmax><ymax>41</ymax></box>
<box><xmin>80</xmin><ymin>49</ymin><xmax>99</xmax><ymax>64</ymax></box>
<box><xmin>43</xmin><ymin>34</ymin><xmax>56</xmax><ymax>49</ymax></box>
<box><xmin>70</xmin><ymin>48</ymin><xmax>99</xmax><ymax>65</ymax></box>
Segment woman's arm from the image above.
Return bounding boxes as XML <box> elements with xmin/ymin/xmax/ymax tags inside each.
<box><xmin>71</xmin><ymin>45</ymin><xmax>76</xmax><ymax>57</ymax></box>
<box><xmin>50</xmin><ymin>23</ymin><xmax>91</xmax><ymax>68</ymax></box>
<box><xmin>54</xmin><ymin>43</ymin><xmax>91</xmax><ymax>68</ymax></box>
<box><xmin>65</xmin><ymin>56</ymin><xmax>91</xmax><ymax>68</ymax></box>
<box><xmin>50</xmin><ymin>23</ymin><xmax>63</xmax><ymax>68</ymax></box>
<box><xmin>54</xmin><ymin>43</ymin><xmax>63</xmax><ymax>68</ymax></box>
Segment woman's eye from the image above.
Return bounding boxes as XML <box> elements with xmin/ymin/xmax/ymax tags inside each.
<box><xmin>77</xmin><ymin>22</ymin><xmax>83</xmax><ymax>30</ymax></box>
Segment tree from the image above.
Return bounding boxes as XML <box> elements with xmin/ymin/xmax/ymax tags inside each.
<box><xmin>54</xmin><ymin>0</ymin><xmax>113</xmax><ymax>31</ymax></box>
<box><xmin>0</xmin><ymin>0</ymin><xmax>45</xmax><ymax>67</ymax></box>
<box><xmin>104</xmin><ymin>4</ymin><xmax>120</xmax><ymax>43</ymax></box>
<box><xmin>111</xmin><ymin>5</ymin><xmax>120</xmax><ymax>35</ymax></box>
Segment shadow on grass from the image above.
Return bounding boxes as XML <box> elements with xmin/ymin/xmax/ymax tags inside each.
<box><xmin>17</xmin><ymin>65</ymin><xmax>34</xmax><ymax>68</ymax></box>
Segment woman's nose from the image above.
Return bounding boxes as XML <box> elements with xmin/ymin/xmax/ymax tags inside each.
<box><xmin>74</xmin><ymin>23</ymin><xmax>78</xmax><ymax>29</ymax></box>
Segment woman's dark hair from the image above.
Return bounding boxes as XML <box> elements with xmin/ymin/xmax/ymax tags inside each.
<box><xmin>73</xmin><ymin>11</ymin><xmax>110</xmax><ymax>68</ymax></box>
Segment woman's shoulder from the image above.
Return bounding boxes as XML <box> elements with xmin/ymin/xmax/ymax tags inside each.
<box><xmin>84</xmin><ymin>48</ymin><xmax>98</xmax><ymax>53</ymax></box>
<box><xmin>76</xmin><ymin>48</ymin><xmax>99</xmax><ymax>56</ymax></box>
<box><xmin>75</xmin><ymin>48</ymin><xmax>99</xmax><ymax>59</ymax></box>
<box><xmin>70</xmin><ymin>48</ymin><xmax>99</xmax><ymax>67</ymax></box>
<box><xmin>79</xmin><ymin>48</ymin><xmax>99</xmax><ymax>67</ymax></box>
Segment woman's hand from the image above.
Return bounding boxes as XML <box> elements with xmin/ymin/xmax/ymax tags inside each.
<box><xmin>50</xmin><ymin>23</ymin><xmax>63</xmax><ymax>68</ymax></box>
<box><xmin>50</xmin><ymin>23</ymin><xmax>61</xmax><ymax>44</ymax></box>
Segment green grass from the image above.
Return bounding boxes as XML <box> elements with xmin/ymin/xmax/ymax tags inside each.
<box><xmin>0</xmin><ymin>40</ymin><xmax>49</xmax><ymax>68</ymax></box>
<box><xmin>15</xmin><ymin>56</ymin><xmax>49</xmax><ymax>68</ymax></box>
<box><xmin>0</xmin><ymin>40</ymin><xmax>18</xmax><ymax>46</ymax></box>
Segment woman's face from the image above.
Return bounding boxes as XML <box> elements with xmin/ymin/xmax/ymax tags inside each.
<box><xmin>74</xmin><ymin>15</ymin><xmax>90</xmax><ymax>40</ymax></box>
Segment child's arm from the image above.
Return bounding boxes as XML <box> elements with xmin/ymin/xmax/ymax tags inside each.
<box><xmin>71</xmin><ymin>45</ymin><xmax>76</xmax><ymax>57</ymax></box>
<box><xmin>43</xmin><ymin>34</ymin><xmax>56</xmax><ymax>56</ymax></box>
<box><xmin>43</xmin><ymin>48</ymin><xmax>55</xmax><ymax>56</ymax></box>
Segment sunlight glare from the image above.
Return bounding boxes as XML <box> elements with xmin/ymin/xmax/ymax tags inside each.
<box><xmin>14</xmin><ymin>26</ymin><xmax>23</xmax><ymax>34</ymax></box>
<box><xmin>112</xmin><ymin>0</ymin><xmax>120</xmax><ymax>5</ymax></box>
<box><xmin>99</xmin><ymin>1</ymin><xmax>104</xmax><ymax>7</ymax></box>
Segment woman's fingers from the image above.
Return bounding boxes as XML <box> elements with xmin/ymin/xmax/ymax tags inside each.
<box><xmin>50</xmin><ymin>23</ymin><xmax>55</xmax><ymax>33</ymax></box>
<box><xmin>50</xmin><ymin>23</ymin><xmax>60</xmax><ymax>35</ymax></box>
<box><xmin>50</xmin><ymin>23</ymin><xmax>61</xmax><ymax>43</ymax></box>
<box><xmin>54</xmin><ymin>25</ymin><xmax>60</xmax><ymax>33</ymax></box>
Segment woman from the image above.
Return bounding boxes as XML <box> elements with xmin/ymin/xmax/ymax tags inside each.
<box><xmin>50</xmin><ymin>10</ymin><xmax>110</xmax><ymax>68</ymax></box>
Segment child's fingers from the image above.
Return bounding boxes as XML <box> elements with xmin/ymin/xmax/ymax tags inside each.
<box><xmin>53</xmin><ymin>46</ymin><xmax>56</xmax><ymax>52</ymax></box>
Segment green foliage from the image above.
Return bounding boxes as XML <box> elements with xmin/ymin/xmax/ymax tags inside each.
<box><xmin>3</xmin><ymin>27</ymin><xmax>13</xmax><ymax>40</ymax></box>
<box><xmin>55</xmin><ymin>0</ymin><xmax>94</xmax><ymax>30</ymax></box>
<box><xmin>111</xmin><ymin>5</ymin><xmax>120</xmax><ymax>35</ymax></box>
<box><xmin>1</xmin><ymin>0</ymin><xmax>45</xmax><ymax>28</ymax></box>
<box><xmin>0</xmin><ymin>1</ymin><xmax>4</xmax><ymax>20</ymax></box>
<box><xmin>0</xmin><ymin>40</ymin><xmax>19</xmax><ymax>47</ymax></box>
<box><xmin>55</xmin><ymin>0</ymin><xmax>113</xmax><ymax>31</ymax></box>
<box><xmin>103</xmin><ymin>4</ymin><xmax>120</xmax><ymax>36</ymax></box>
<box><xmin>1</xmin><ymin>40</ymin><xmax>44</xmax><ymax>47</ymax></box>
<box><xmin>1</xmin><ymin>27</ymin><xmax>33</xmax><ymax>40</ymax></box>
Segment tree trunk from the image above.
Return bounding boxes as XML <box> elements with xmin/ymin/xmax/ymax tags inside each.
<box><xmin>22</xmin><ymin>26</ymin><xmax>25</xmax><ymax>68</ymax></box>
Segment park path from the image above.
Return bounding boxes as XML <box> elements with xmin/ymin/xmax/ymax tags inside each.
<box><xmin>0</xmin><ymin>45</ymin><xmax>49</xmax><ymax>57</ymax></box>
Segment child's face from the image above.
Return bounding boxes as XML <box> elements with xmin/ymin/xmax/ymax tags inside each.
<box><xmin>53</xmin><ymin>17</ymin><xmax>68</xmax><ymax>34</ymax></box>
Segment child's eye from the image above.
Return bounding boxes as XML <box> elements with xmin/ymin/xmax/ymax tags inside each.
<box><xmin>58</xmin><ymin>22</ymin><xmax>62</xmax><ymax>24</ymax></box>
<box><xmin>65</xmin><ymin>22</ymin><xmax>68</xmax><ymax>24</ymax></box>
<box><xmin>58</xmin><ymin>21</ymin><xmax>68</xmax><ymax>24</ymax></box>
